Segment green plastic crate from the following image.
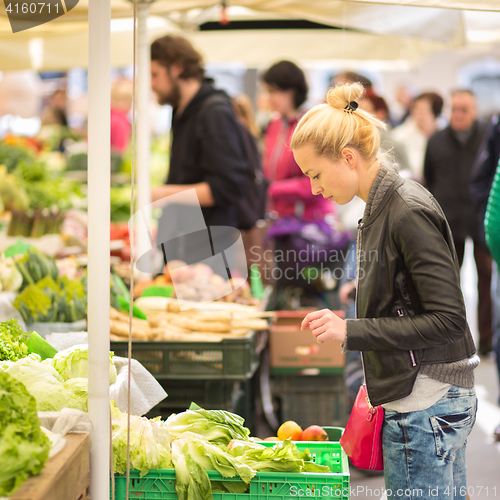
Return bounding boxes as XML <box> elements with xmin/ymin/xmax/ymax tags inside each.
<box><xmin>147</xmin><ymin>380</ymin><xmax>243</xmax><ymax>414</ymax></box>
<box><xmin>114</xmin><ymin>441</ymin><xmax>350</xmax><ymax>500</ymax></box>
<box><xmin>273</xmin><ymin>375</ymin><xmax>347</xmax><ymax>428</ymax></box>
<box><xmin>110</xmin><ymin>331</ymin><xmax>260</xmax><ymax>380</ymax></box>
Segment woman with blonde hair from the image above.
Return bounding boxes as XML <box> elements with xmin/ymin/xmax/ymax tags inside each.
<box><xmin>293</xmin><ymin>82</ymin><xmax>478</xmax><ymax>499</ymax></box>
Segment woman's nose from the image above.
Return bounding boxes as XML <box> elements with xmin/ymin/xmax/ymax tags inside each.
<box><xmin>311</xmin><ymin>181</ymin><xmax>322</xmax><ymax>196</ymax></box>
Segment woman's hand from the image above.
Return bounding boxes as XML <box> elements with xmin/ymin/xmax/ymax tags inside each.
<box><xmin>301</xmin><ymin>309</ymin><xmax>346</xmax><ymax>344</ymax></box>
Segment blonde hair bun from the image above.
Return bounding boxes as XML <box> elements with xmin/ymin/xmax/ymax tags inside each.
<box><xmin>326</xmin><ymin>82</ymin><xmax>364</xmax><ymax>111</ymax></box>
<box><xmin>290</xmin><ymin>81</ymin><xmax>386</xmax><ymax>162</ymax></box>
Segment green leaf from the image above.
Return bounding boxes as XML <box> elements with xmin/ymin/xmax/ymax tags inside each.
<box><xmin>0</xmin><ymin>319</ymin><xmax>30</xmax><ymax>361</ymax></box>
<box><xmin>166</xmin><ymin>405</ymin><xmax>250</xmax><ymax>445</ymax></box>
<box><xmin>50</xmin><ymin>345</ymin><xmax>116</xmax><ymax>384</ymax></box>
<box><xmin>229</xmin><ymin>438</ymin><xmax>331</xmax><ymax>474</ymax></box>
<box><xmin>0</xmin><ymin>371</ymin><xmax>51</xmax><ymax>496</ymax></box>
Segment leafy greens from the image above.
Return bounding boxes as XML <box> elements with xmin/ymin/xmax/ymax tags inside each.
<box><xmin>0</xmin><ymin>319</ymin><xmax>30</xmax><ymax>361</ymax></box>
<box><xmin>166</xmin><ymin>402</ymin><xmax>250</xmax><ymax>445</ymax></box>
<box><xmin>111</xmin><ymin>402</ymin><xmax>173</xmax><ymax>477</ymax></box>
<box><xmin>171</xmin><ymin>432</ymin><xmax>255</xmax><ymax>500</ymax></box>
<box><xmin>0</xmin><ymin>371</ymin><xmax>51</xmax><ymax>496</ymax></box>
<box><xmin>228</xmin><ymin>438</ymin><xmax>331</xmax><ymax>473</ymax></box>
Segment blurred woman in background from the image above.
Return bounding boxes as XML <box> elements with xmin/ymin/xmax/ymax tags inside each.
<box><xmin>261</xmin><ymin>61</ymin><xmax>346</xmax><ymax>309</ymax></box>
<box><xmin>391</xmin><ymin>91</ymin><xmax>444</xmax><ymax>184</ymax></box>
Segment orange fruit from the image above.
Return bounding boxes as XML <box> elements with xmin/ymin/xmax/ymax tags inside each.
<box><xmin>277</xmin><ymin>421</ymin><xmax>303</xmax><ymax>441</ymax></box>
<box><xmin>301</xmin><ymin>425</ymin><xmax>329</xmax><ymax>441</ymax></box>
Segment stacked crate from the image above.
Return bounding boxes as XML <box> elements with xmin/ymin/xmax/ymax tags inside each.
<box><xmin>269</xmin><ymin>310</ymin><xmax>347</xmax><ymax>428</ymax></box>
<box><xmin>111</xmin><ymin>329</ymin><xmax>265</xmax><ymax>432</ymax></box>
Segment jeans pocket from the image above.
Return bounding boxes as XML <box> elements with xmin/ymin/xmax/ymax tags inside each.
<box><xmin>430</xmin><ymin>408</ymin><xmax>475</xmax><ymax>462</ymax></box>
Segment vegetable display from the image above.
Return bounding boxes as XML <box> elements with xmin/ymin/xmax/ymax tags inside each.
<box><xmin>0</xmin><ymin>319</ymin><xmax>30</xmax><ymax>361</ymax></box>
<box><xmin>171</xmin><ymin>432</ymin><xmax>255</xmax><ymax>500</ymax></box>
<box><xmin>166</xmin><ymin>403</ymin><xmax>251</xmax><ymax>445</ymax></box>
<box><xmin>227</xmin><ymin>438</ymin><xmax>330</xmax><ymax>473</ymax></box>
<box><xmin>111</xmin><ymin>300</ymin><xmax>272</xmax><ymax>341</ymax></box>
<box><xmin>111</xmin><ymin>402</ymin><xmax>173</xmax><ymax>477</ymax></box>
<box><xmin>15</xmin><ymin>248</ymin><xmax>59</xmax><ymax>290</ymax></box>
<box><xmin>0</xmin><ymin>139</ymin><xmax>35</xmax><ymax>173</ymax></box>
<box><xmin>112</xmin><ymin>402</ymin><xmax>331</xmax><ymax>499</ymax></box>
<box><xmin>1</xmin><ymin>353</ymin><xmax>89</xmax><ymax>412</ymax></box>
<box><xmin>14</xmin><ymin>275</ymin><xmax>87</xmax><ymax>324</ymax></box>
<box><xmin>2</xmin><ymin>354</ymin><xmax>72</xmax><ymax>412</ymax></box>
<box><xmin>0</xmin><ymin>255</ymin><xmax>23</xmax><ymax>292</ymax></box>
<box><xmin>50</xmin><ymin>345</ymin><xmax>116</xmax><ymax>384</ymax></box>
<box><xmin>0</xmin><ymin>371</ymin><xmax>51</xmax><ymax>496</ymax></box>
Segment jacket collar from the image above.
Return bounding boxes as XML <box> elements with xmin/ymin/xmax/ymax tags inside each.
<box><xmin>361</xmin><ymin>163</ymin><xmax>403</xmax><ymax>227</ymax></box>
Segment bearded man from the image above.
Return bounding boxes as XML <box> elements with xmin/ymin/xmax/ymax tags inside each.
<box><xmin>150</xmin><ymin>35</ymin><xmax>249</xmax><ymax>265</ymax></box>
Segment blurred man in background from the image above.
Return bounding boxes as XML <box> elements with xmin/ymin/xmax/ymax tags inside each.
<box><xmin>424</xmin><ymin>89</ymin><xmax>492</xmax><ymax>355</ymax></box>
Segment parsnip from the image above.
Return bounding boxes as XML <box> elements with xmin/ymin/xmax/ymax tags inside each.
<box><xmin>230</xmin><ymin>319</ymin><xmax>269</xmax><ymax>330</ymax></box>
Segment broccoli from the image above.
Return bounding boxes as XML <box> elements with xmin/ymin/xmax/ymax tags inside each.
<box><xmin>13</xmin><ymin>275</ymin><xmax>87</xmax><ymax>325</ymax></box>
<box><xmin>13</xmin><ymin>285</ymin><xmax>56</xmax><ymax>324</ymax></box>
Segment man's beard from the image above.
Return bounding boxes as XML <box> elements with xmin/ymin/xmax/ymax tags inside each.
<box><xmin>157</xmin><ymin>77</ymin><xmax>181</xmax><ymax>108</ymax></box>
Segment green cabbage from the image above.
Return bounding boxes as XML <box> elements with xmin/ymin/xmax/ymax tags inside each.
<box><xmin>5</xmin><ymin>354</ymin><xmax>72</xmax><ymax>412</ymax></box>
<box><xmin>166</xmin><ymin>403</ymin><xmax>250</xmax><ymax>445</ymax></box>
<box><xmin>5</xmin><ymin>354</ymin><xmax>88</xmax><ymax>412</ymax></box>
<box><xmin>0</xmin><ymin>371</ymin><xmax>51</xmax><ymax>496</ymax></box>
<box><xmin>63</xmin><ymin>377</ymin><xmax>88</xmax><ymax>412</ymax></box>
<box><xmin>111</xmin><ymin>402</ymin><xmax>173</xmax><ymax>477</ymax></box>
<box><xmin>50</xmin><ymin>345</ymin><xmax>117</xmax><ymax>384</ymax></box>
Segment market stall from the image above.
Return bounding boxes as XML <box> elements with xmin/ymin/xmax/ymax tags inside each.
<box><xmin>2</xmin><ymin>1</ymin><xmax>500</xmax><ymax>499</ymax></box>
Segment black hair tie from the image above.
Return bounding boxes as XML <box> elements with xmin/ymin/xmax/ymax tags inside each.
<box><xmin>344</xmin><ymin>101</ymin><xmax>359</xmax><ymax>113</ymax></box>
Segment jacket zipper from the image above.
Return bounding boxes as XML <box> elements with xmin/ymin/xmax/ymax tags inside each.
<box><xmin>397</xmin><ymin>309</ymin><xmax>417</xmax><ymax>367</ymax></box>
<box><xmin>356</xmin><ymin>223</ymin><xmax>374</xmax><ymax>406</ymax></box>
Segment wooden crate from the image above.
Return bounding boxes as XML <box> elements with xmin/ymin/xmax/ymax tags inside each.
<box><xmin>11</xmin><ymin>433</ymin><xmax>90</xmax><ymax>500</ymax></box>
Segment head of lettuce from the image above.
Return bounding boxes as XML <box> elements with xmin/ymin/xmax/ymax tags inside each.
<box><xmin>0</xmin><ymin>371</ymin><xmax>51</xmax><ymax>496</ymax></box>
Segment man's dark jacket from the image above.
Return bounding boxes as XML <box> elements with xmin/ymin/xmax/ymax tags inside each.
<box><xmin>424</xmin><ymin>121</ymin><xmax>488</xmax><ymax>242</ymax></box>
<box><xmin>346</xmin><ymin>174</ymin><xmax>476</xmax><ymax>406</ymax></box>
<box><xmin>157</xmin><ymin>80</ymin><xmax>249</xmax><ymax>256</ymax></box>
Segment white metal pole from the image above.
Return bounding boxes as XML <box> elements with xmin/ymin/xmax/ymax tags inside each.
<box><xmin>136</xmin><ymin>2</ymin><xmax>152</xmax><ymax>273</ymax></box>
<box><xmin>88</xmin><ymin>0</ymin><xmax>111</xmax><ymax>498</ymax></box>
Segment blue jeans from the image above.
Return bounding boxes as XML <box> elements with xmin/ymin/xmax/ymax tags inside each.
<box><xmin>383</xmin><ymin>385</ymin><xmax>477</xmax><ymax>500</ymax></box>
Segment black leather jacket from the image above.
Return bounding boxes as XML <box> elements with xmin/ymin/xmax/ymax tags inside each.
<box><xmin>345</xmin><ymin>174</ymin><xmax>476</xmax><ymax>406</ymax></box>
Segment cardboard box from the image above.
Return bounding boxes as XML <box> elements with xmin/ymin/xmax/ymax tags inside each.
<box><xmin>269</xmin><ymin>310</ymin><xmax>345</xmax><ymax>370</ymax></box>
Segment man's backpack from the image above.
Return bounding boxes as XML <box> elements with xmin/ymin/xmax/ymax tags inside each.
<box><xmin>197</xmin><ymin>94</ymin><xmax>269</xmax><ymax>231</ymax></box>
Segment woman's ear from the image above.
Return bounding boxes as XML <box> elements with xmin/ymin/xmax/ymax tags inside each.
<box><xmin>341</xmin><ymin>148</ymin><xmax>357</xmax><ymax>168</ymax></box>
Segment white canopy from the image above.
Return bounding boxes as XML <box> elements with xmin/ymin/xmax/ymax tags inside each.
<box><xmin>2</xmin><ymin>1</ymin><xmax>496</xmax><ymax>71</ymax></box>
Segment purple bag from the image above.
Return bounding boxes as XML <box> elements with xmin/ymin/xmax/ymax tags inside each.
<box><xmin>267</xmin><ymin>216</ymin><xmax>351</xmax><ymax>268</ymax></box>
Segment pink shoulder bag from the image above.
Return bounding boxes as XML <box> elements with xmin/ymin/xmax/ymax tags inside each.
<box><xmin>339</xmin><ymin>384</ymin><xmax>384</xmax><ymax>471</ymax></box>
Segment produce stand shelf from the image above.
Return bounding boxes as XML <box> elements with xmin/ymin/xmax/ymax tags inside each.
<box><xmin>114</xmin><ymin>441</ymin><xmax>350</xmax><ymax>500</ymax></box>
<box><xmin>110</xmin><ymin>330</ymin><xmax>263</xmax><ymax>381</ymax></box>
<box><xmin>11</xmin><ymin>433</ymin><xmax>90</xmax><ymax>500</ymax></box>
